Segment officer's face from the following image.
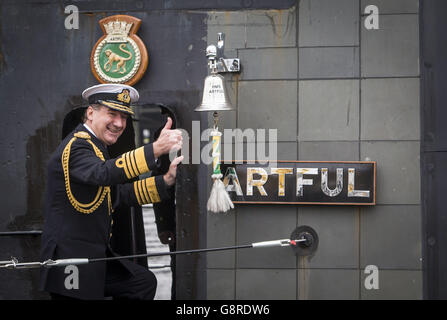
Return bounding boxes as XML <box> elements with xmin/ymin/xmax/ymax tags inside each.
<box><xmin>87</xmin><ymin>105</ymin><xmax>128</xmax><ymax>145</ymax></box>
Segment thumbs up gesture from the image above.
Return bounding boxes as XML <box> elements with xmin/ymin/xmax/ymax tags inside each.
<box><xmin>153</xmin><ymin>117</ymin><xmax>183</xmax><ymax>158</ymax></box>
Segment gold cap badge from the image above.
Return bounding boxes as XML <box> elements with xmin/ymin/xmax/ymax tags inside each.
<box><xmin>117</xmin><ymin>89</ymin><xmax>131</xmax><ymax>104</ymax></box>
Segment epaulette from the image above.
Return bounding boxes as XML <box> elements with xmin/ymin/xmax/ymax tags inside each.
<box><xmin>74</xmin><ymin>131</ymin><xmax>91</xmax><ymax>139</ymax></box>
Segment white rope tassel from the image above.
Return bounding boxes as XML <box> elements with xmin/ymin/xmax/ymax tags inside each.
<box><xmin>207</xmin><ymin>173</ymin><xmax>234</xmax><ymax>213</ymax></box>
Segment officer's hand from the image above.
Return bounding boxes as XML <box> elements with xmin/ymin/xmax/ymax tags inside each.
<box><xmin>163</xmin><ymin>155</ymin><xmax>184</xmax><ymax>186</ymax></box>
<box><xmin>153</xmin><ymin>117</ymin><xmax>183</xmax><ymax>158</ymax></box>
<box><xmin>159</xmin><ymin>231</ymin><xmax>176</xmax><ymax>245</ymax></box>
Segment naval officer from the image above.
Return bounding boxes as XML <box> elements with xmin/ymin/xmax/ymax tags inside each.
<box><xmin>39</xmin><ymin>83</ymin><xmax>183</xmax><ymax>300</ymax></box>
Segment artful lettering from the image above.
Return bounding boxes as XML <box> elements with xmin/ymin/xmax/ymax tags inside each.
<box><xmin>221</xmin><ymin>161</ymin><xmax>376</xmax><ymax>205</ymax></box>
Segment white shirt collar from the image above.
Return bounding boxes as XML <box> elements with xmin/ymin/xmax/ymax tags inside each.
<box><xmin>82</xmin><ymin>123</ymin><xmax>97</xmax><ymax>138</ymax></box>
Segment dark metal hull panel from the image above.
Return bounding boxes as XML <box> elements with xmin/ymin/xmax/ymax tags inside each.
<box><xmin>421</xmin><ymin>0</ymin><xmax>447</xmax><ymax>299</ymax></box>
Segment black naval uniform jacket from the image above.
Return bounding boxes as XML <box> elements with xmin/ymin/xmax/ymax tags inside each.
<box><xmin>39</xmin><ymin>124</ymin><xmax>169</xmax><ymax>299</ymax></box>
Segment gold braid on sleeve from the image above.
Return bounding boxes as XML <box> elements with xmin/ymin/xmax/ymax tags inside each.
<box><xmin>61</xmin><ymin>132</ymin><xmax>112</xmax><ymax>215</ymax></box>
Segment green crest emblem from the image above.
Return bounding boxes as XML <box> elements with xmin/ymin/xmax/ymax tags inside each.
<box><xmin>91</xmin><ymin>15</ymin><xmax>148</xmax><ymax>85</ymax></box>
<box><xmin>94</xmin><ymin>38</ymin><xmax>141</xmax><ymax>83</ymax></box>
<box><xmin>99</xmin><ymin>43</ymin><xmax>136</xmax><ymax>78</ymax></box>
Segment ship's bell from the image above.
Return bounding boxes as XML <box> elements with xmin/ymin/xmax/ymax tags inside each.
<box><xmin>195</xmin><ymin>44</ymin><xmax>234</xmax><ymax>112</ymax></box>
<box><xmin>195</xmin><ymin>73</ymin><xmax>234</xmax><ymax>112</ymax></box>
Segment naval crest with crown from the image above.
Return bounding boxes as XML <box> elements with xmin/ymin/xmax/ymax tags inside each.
<box><xmin>90</xmin><ymin>15</ymin><xmax>148</xmax><ymax>86</ymax></box>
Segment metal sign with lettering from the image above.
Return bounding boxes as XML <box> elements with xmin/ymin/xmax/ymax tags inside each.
<box><xmin>221</xmin><ymin>161</ymin><xmax>376</xmax><ymax>205</ymax></box>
